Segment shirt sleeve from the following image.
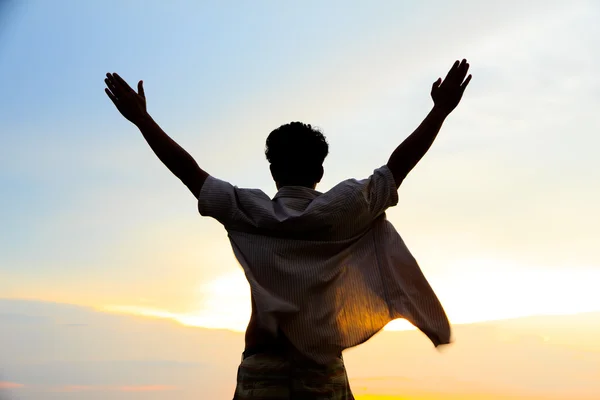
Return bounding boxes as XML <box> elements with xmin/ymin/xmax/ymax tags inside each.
<box><xmin>197</xmin><ymin>175</ymin><xmax>239</xmax><ymax>226</ymax></box>
<box><xmin>355</xmin><ymin>164</ymin><xmax>399</xmax><ymax>218</ymax></box>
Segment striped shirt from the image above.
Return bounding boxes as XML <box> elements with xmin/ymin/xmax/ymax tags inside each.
<box><xmin>197</xmin><ymin>164</ymin><xmax>450</xmax><ymax>364</ymax></box>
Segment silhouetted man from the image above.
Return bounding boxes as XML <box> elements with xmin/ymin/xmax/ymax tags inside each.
<box><xmin>105</xmin><ymin>59</ymin><xmax>472</xmax><ymax>399</ymax></box>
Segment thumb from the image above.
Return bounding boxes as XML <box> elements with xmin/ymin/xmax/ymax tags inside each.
<box><xmin>137</xmin><ymin>80</ymin><xmax>145</xmax><ymax>98</ymax></box>
<box><xmin>431</xmin><ymin>77</ymin><xmax>442</xmax><ymax>92</ymax></box>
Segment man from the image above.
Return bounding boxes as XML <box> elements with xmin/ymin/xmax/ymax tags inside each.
<box><xmin>104</xmin><ymin>59</ymin><xmax>472</xmax><ymax>399</ymax></box>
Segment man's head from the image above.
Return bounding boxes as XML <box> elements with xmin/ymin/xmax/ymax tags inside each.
<box><xmin>265</xmin><ymin>122</ymin><xmax>329</xmax><ymax>189</ymax></box>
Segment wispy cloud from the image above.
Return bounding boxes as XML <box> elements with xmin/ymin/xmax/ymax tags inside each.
<box><xmin>52</xmin><ymin>384</ymin><xmax>177</xmax><ymax>393</ymax></box>
<box><xmin>0</xmin><ymin>381</ymin><xmax>24</xmax><ymax>389</ymax></box>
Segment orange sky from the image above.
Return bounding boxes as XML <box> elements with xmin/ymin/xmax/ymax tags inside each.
<box><xmin>1</xmin><ymin>299</ymin><xmax>599</xmax><ymax>399</ymax></box>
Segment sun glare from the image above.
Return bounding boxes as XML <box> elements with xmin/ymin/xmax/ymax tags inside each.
<box><xmin>431</xmin><ymin>258</ymin><xmax>600</xmax><ymax>325</ymax></box>
<box><xmin>102</xmin><ymin>259</ymin><xmax>600</xmax><ymax>332</ymax></box>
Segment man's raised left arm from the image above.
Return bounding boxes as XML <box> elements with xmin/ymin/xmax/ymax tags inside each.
<box><xmin>387</xmin><ymin>59</ymin><xmax>472</xmax><ymax>188</ymax></box>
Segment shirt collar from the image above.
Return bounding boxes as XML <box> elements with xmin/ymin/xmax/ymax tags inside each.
<box><xmin>273</xmin><ymin>186</ymin><xmax>322</xmax><ymax>201</ymax></box>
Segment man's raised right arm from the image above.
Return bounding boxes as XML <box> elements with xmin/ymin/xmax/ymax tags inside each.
<box><xmin>104</xmin><ymin>73</ymin><xmax>208</xmax><ymax>198</ymax></box>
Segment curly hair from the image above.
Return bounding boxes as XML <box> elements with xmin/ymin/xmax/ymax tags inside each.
<box><xmin>265</xmin><ymin>122</ymin><xmax>329</xmax><ymax>187</ymax></box>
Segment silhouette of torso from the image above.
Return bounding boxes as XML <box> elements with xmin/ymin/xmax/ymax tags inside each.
<box><xmin>244</xmin><ymin>295</ymin><xmax>289</xmax><ymax>358</ymax></box>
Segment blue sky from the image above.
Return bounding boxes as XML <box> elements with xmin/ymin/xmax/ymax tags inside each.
<box><xmin>1</xmin><ymin>0</ymin><xmax>600</xmax><ymax>329</ymax></box>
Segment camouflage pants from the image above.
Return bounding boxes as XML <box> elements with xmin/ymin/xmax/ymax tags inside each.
<box><xmin>233</xmin><ymin>353</ymin><xmax>354</xmax><ymax>400</ymax></box>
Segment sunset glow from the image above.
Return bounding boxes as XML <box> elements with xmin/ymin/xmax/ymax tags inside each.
<box><xmin>102</xmin><ymin>259</ymin><xmax>600</xmax><ymax>333</ymax></box>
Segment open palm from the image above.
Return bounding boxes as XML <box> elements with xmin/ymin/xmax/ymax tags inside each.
<box><xmin>431</xmin><ymin>59</ymin><xmax>472</xmax><ymax>115</ymax></box>
<box><xmin>104</xmin><ymin>73</ymin><xmax>148</xmax><ymax>125</ymax></box>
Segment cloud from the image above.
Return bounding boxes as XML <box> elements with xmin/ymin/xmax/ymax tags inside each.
<box><xmin>0</xmin><ymin>381</ymin><xmax>24</xmax><ymax>389</ymax></box>
<box><xmin>52</xmin><ymin>384</ymin><xmax>177</xmax><ymax>393</ymax></box>
<box><xmin>1</xmin><ymin>299</ymin><xmax>599</xmax><ymax>399</ymax></box>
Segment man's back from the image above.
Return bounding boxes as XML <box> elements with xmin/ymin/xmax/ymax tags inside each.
<box><xmin>198</xmin><ymin>165</ymin><xmax>450</xmax><ymax>365</ymax></box>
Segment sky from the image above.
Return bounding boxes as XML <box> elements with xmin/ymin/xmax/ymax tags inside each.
<box><xmin>0</xmin><ymin>0</ymin><xmax>599</xmax><ymax>397</ymax></box>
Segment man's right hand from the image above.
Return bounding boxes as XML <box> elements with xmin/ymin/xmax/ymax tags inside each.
<box><xmin>431</xmin><ymin>59</ymin><xmax>472</xmax><ymax>115</ymax></box>
<box><xmin>104</xmin><ymin>73</ymin><xmax>149</xmax><ymax>125</ymax></box>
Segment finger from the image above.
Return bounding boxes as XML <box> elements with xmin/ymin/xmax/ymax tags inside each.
<box><xmin>104</xmin><ymin>77</ymin><xmax>119</xmax><ymax>94</ymax></box>
<box><xmin>460</xmin><ymin>74</ymin><xmax>472</xmax><ymax>91</ymax></box>
<box><xmin>455</xmin><ymin>61</ymin><xmax>470</xmax><ymax>83</ymax></box>
<box><xmin>105</xmin><ymin>73</ymin><xmax>124</xmax><ymax>97</ymax></box>
<box><xmin>137</xmin><ymin>80</ymin><xmax>145</xmax><ymax>98</ymax></box>
<box><xmin>449</xmin><ymin>59</ymin><xmax>468</xmax><ymax>84</ymax></box>
<box><xmin>112</xmin><ymin>72</ymin><xmax>135</xmax><ymax>93</ymax></box>
<box><xmin>431</xmin><ymin>77</ymin><xmax>442</xmax><ymax>95</ymax></box>
<box><xmin>443</xmin><ymin>60</ymin><xmax>460</xmax><ymax>82</ymax></box>
<box><xmin>105</xmin><ymin>88</ymin><xmax>118</xmax><ymax>106</ymax></box>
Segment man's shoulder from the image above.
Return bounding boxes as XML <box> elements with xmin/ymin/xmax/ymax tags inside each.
<box><xmin>201</xmin><ymin>176</ymin><xmax>269</xmax><ymax>199</ymax></box>
<box><xmin>240</xmin><ymin>187</ymin><xmax>272</xmax><ymax>204</ymax></box>
<box><xmin>198</xmin><ymin>175</ymin><xmax>272</xmax><ymax>222</ymax></box>
<box><xmin>324</xmin><ymin>165</ymin><xmax>394</xmax><ymax>192</ymax></box>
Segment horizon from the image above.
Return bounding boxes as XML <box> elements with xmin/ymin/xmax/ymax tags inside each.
<box><xmin>5</xmin><ymin>296</ymin><xmax>600</xmax><ymax>334</ymax></box>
